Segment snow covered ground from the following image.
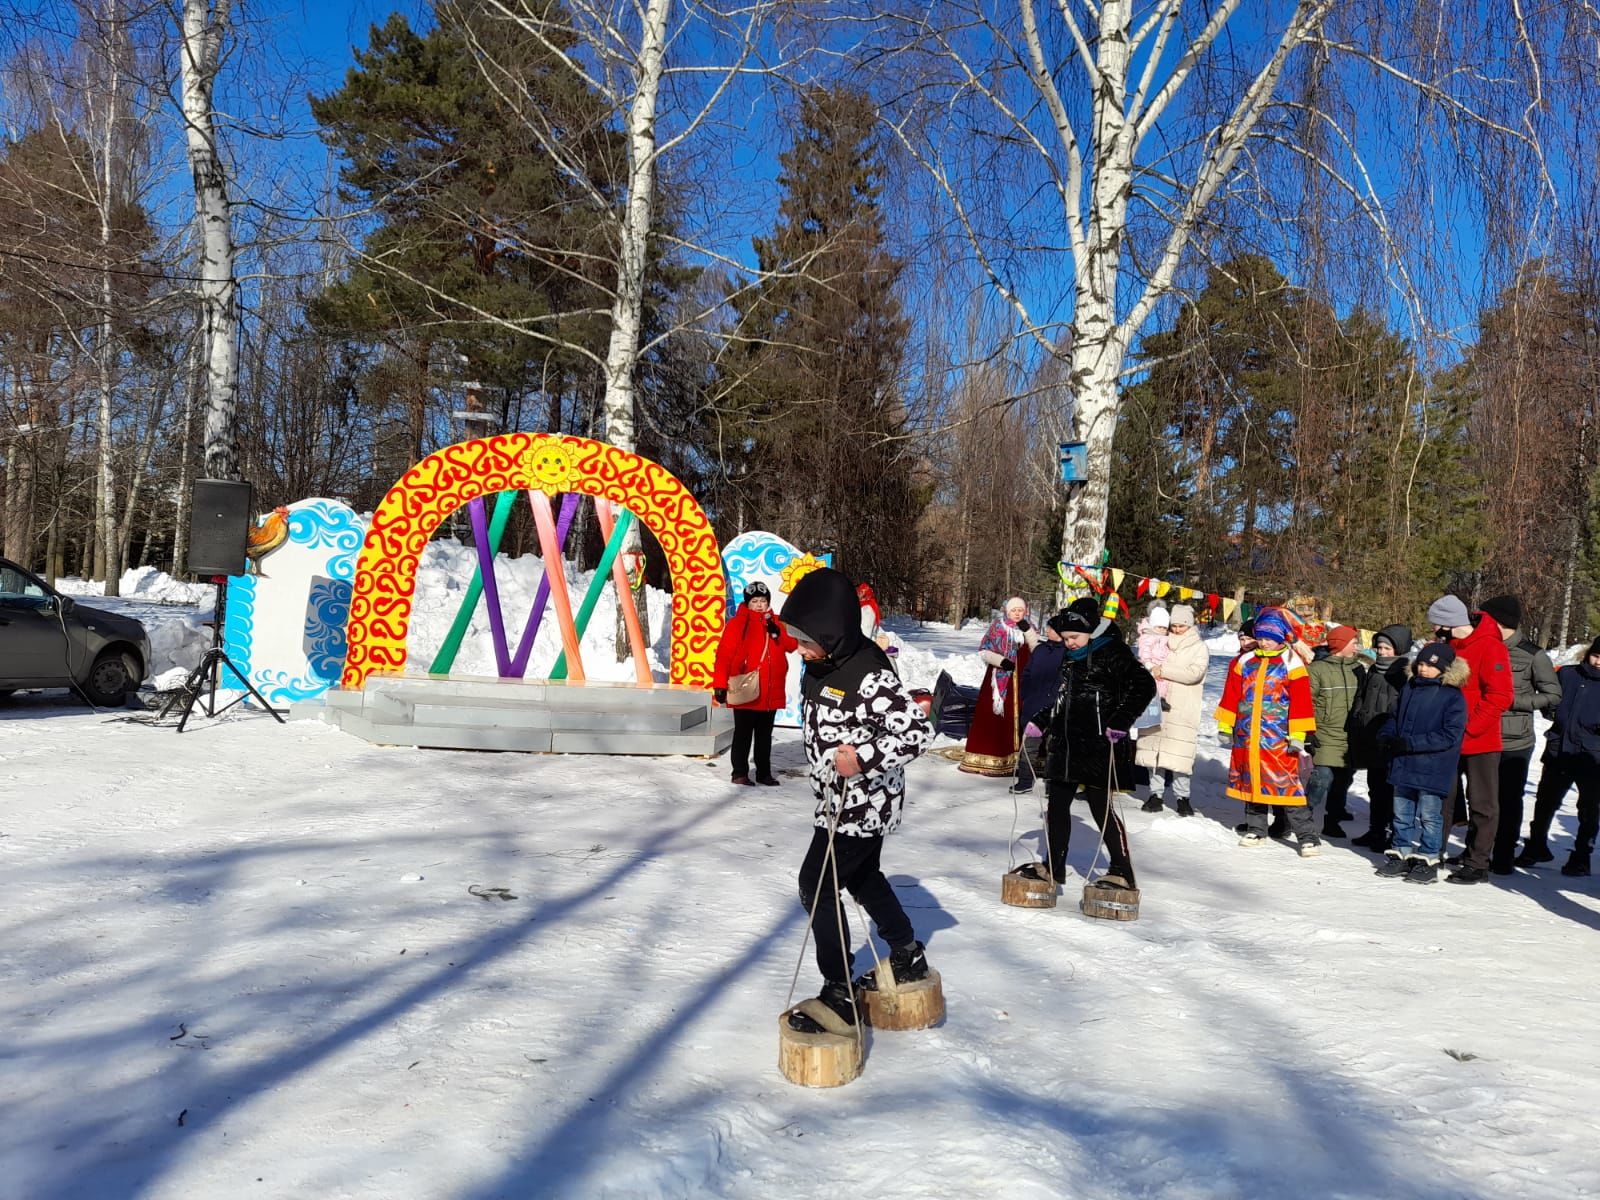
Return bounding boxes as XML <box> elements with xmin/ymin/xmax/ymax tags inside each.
<box><xmin>4</xmin><ymin>614</ymin><xmax>1599</xmax><ymax>1200</ymax></box>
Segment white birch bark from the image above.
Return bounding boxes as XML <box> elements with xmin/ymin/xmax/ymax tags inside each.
<box><xmin>890</xmin><ymin>0</ymin><xmax>1350</xmax><ymax>583</ymax></box>
<box><xmin>95</xmin><ymin>0</ymin><xmax>124</xmax><ymax>593</ymax></box>
<box><xmin>179</xmin><ymin>0</ymin><xmax>240</xmax><ymax>482</ymax></box>
<box><xmin>598</xmin><ymin>0</ymin><xmax>670</xmax><ymax>454</ymax></box>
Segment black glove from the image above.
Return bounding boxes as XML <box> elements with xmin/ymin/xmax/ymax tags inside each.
<box><xmin>766</xmin><ymin>618</ymin><xmax>780</xmax><ymax>640</ymax></box>
<box><xmin>1000</xmin><ymin>658</ymin><xmax>1016</xmax><ymax>672</ymax></box>
<box><xmin>1016</xmin><ymin>618</ymin><xmax>1032</xmax><ymax>632</ymax></box>
<box><xmin>1377</xmin><ymin>733</ymin><xmax>1403</xmax><ymax>755</ymax></box>
<box><xmin>714</xmin><ymin>688</ymin><xmax>727</xmax><ymax>705</ymax></box>
<box><xmin>1305</xmin><ymin>733</ymin><xmax>1320</xmax><ymax>753</ymax></box>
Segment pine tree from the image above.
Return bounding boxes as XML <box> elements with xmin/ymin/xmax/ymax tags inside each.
<box><xmin>309</xmin><ymin>1</ymin><xmax>624</xmax><ymax>458</ymax></box>
<box><xmin>717</xmin><ymin>86</ymin><xmax>917</xmax><ymax>601</ymax></box>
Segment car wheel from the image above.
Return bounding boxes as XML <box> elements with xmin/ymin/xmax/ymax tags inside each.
<box><xmin>82</xmin><ymin>650</ymin><xmax>135</xmax><ymax>707</ymax></box>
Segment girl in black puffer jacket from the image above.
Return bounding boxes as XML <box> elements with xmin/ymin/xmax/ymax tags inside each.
<box><xmin>1519</xmin><ymin>638</ymin><xmax>1600</xmax><ymax>875</ymax></box>
<box><xmin>1024</xmin><ymin>598</ymin><xmax>1156</xmax><ymax>887</ymax></box>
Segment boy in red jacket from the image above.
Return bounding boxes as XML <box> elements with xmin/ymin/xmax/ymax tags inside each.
<box><xmin>1425</xmin><ymin>594</ymin><xmax>1514</xmax><ymax>884</ymax></box>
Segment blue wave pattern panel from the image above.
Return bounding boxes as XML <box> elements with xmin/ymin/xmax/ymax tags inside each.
<box><xmin>720</xmin><ymin>532</ymin><xmax>833</xmax><ymax>727</ymax></box>
<box><xmin>224</xmin><ymin>499</ymin><xmax>364</xmax><ymax>706</ymax></box>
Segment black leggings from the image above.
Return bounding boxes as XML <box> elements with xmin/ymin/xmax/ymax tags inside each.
<box><xmin>731</xmin><ymin>708</ymin><xmax>776</xmax><ymax>778</ymax></box>
<box><xmin>797</xmin><ymin>828</ymin><xmax>914</xmax><ymax>984</ymax></box>
<box><xmin>1046</xmin><ymin>780</ymin><xmax>1136</xmax><ymax>886</ymax></box>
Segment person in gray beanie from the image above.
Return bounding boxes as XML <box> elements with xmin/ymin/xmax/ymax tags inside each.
<box><xmin>1425</xmin><ymin>594</ymin><xmax>1514</xmax><ymax>884</ymax></box>
<box><xmin>1426</xmin><ymin>594</ymin><xmax>1471</xmax><ymax>631</ymax></box>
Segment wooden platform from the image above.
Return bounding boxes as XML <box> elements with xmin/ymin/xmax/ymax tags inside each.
<box><xmin>291</xmin><ymin>674</ymin><xmax>735</xmax><ymax>756</ymax></box>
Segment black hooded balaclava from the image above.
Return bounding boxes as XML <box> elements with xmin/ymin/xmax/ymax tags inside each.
<box><xmin>1375</xmin><ymin>623</ymin><xmax>1413</xmax><ymax>659</ymax></box>
<box><xmin>782</xmin><ymin>567</ymin><xmax>892</xmax><ymax>704</ymax></box>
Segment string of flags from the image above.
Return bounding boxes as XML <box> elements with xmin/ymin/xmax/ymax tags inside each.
<box><xmin>1057</xmin><ymin>560</ymin><xmax>1383</xmax><ymax>648</ymax></box>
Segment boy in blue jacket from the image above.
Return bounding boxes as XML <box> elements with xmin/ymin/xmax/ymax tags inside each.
<box><xmin>1376</xmin><ymin>642</ymin><xmax>1470</xmax><ymax>884</ymax></box>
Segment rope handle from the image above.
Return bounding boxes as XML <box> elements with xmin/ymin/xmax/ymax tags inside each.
<box><xmin>784</xmin><ymin>770</ymin><xmax>865</xmax><ymax>1044</ymax></box>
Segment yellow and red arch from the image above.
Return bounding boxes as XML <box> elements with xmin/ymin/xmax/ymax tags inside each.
<box><xmin>340</xmin><ymin>434</ymin><xmax>725</xmax><ymax>689</ymax></box>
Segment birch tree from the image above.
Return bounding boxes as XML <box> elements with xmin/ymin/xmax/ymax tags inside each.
<box><xmin>458</xmin><ymin>0</ymin><xmax>775</xmax><ymax>454</ymax></box>
<box><xmin>866</xmin><ymin>0</ymin><xmax>1556</xmax><ymax>577</ymax></box>
<box><xmin>177</xmin><ymin>0</ymin><xmax>239</xmax><ymax>481</ymax></box>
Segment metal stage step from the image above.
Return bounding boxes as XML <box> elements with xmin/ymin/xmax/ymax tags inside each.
<box><xmin>292</xmin><ymin>675</ymin><xmax>734</xmax><ymax>756</ymax></box>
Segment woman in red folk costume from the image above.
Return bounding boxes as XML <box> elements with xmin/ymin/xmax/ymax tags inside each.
<box><xmin>713</xmin><ymin>581</ymin><xmax>799</xmax><ymax>786</ymax></box>
<box><xmin>1215</xmin><ymin>607</ymin><xmax>1322</xmax><ymax>856</ymax></box>
<box><xmin>960</xmin><ymin>597</ymin><xmax>1038</xmax><ymax>776</ymax></box>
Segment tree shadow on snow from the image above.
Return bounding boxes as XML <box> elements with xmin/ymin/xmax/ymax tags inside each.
<box><xmin>0</xmin><ymin>792</ymin><xmax>730</xmax><ymax>1200</ymax></box>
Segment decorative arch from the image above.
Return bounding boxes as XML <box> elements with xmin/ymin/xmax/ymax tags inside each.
<box><xmin>341</xmin><ymin>434</ymin><xmax>726</xmax><ymax>689</ymax></box>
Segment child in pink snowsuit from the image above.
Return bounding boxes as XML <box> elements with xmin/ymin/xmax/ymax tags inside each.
<box><xmin>1136</xmin><ymin>606</ymin><xmax>1172</xmax><ymax>699</ymax></box>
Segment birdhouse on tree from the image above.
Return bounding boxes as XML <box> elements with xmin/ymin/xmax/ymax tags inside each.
<box><xmin>1059</xmin><ymin>441</ymin><xmax>1088</xmax><ymax>484</ymax></box>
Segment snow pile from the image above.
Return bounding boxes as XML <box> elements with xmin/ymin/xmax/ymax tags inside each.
<box><xmin>881</xmin><ymin>616</ymin><xmax>989</xmax><ymax>690</ymax></box>
<box><xmin>1200</xmin><ymin>624</ymin><xmax>1241</xmax><ymax>657</ymax></box>
<box><xmin>406</xmin><ymin>538</ymin><xmax>673</xmax><ymax>681</ymax></box>
<box><xmin>55</xmin><ymin>566</ymin><xmax>217</xmax><ymax>606</ymax></box>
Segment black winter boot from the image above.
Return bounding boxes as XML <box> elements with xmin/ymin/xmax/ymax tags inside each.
<box><xmin>1515</xmin><ymin>842</ymin><xmax>1554</xmax><ymax>867</ymax></box>
<box><xmin>1561</xmin><ymin>853</ymin><xmax>1591</xmax><ymax>877</ymax></box>
<box><xmin>786</xmin><ymin>979</ymin><xmax>858</xmax><ymax>1033</ymax></box>
<box><xmin>856</xmin><ymin>941</ymin><xmax>930</xmax><ymax>991</ymax></box>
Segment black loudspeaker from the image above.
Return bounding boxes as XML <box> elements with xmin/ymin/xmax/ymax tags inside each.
<box><xmin>187</xmin><ymin>479</ymin><xmax>254</xmax><ymax>576</ymax></box>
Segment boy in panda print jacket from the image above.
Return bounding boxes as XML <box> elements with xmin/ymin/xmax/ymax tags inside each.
<box><xmin>779</xmin><ymin>568</ymin><xmax>933</xmax><ymax>1035</ymax></box>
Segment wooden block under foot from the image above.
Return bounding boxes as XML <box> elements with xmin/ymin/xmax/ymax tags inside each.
<box><xmin>861</xmin><ymin>969</ymin><xmax>945</xmax><ymax>1030</ymax></box>
<box><xmin>777</xmin><ymin>1014</ymin><xmax>863</xmax><ymax>1087</ymax></box>
<box><xmin>1002</xmin><ymin>866</ymin><xmax>1058</xmax><ymax>909</ymax></box>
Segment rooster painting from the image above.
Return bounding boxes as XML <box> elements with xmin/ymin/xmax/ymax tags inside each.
<box><xmin>245</xmin><ymin>506</ymin><xmax>291</xmax><ymax>576</ymax></box>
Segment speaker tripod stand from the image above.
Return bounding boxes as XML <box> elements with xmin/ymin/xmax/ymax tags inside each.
<box><xmin>159</xmin><ymin>575</ymin><xmax>286</xmax><ymax>733</ymax></box>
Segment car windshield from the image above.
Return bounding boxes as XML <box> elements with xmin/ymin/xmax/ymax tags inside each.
<box><xmin>0</xmin><ymin>563</ymin><xmax>52</xmax><ymax>607</ymax></box>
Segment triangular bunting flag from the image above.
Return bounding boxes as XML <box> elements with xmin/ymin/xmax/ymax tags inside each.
<box><xmin>1178</xmin><ymin>587</ymin><xmax>1194</xmax><ymax>602</ymax></box>
<box><xmin>1222</xmin><ymin>598</ymin><xmax>1238</xmax><ymax>620</ymax></box>
<box><xmin>1155</xmin><ymin>581</ymin><xmax>1171</xmax><ymax>598</ymax></box>
<box><xmin>1206</xmin><ymin>592</ymin><xmax>1221</xmax><ymax>612</ymax></box>
<box><xmin>1136</xmin><ymin>577</ymin><xmax>1150</xmax><ymax>599</ymax></box>
<box><xmin>1110</xmin><ymin>568</ymin><xmax>1125</xmax><ymax>591</ymax></box>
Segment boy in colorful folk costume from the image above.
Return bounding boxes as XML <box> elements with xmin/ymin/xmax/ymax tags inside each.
<box><xmin>1216</xmin><ymin>607</ymin><xmax>1321</xmax><ymax>856</ymax></box>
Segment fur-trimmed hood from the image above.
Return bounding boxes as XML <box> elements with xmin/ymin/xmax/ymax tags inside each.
<box><xmin>1413</xmin><ymin>657</ymin><xmax>1472</xmax><ymax>689</ymax></box>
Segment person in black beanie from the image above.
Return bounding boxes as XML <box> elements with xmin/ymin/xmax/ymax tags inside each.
<box><xmin>1518</xmin><ymin>636</ymin><xmax>1600</xmax><ymax>875</ymax></box>
<box><xmin>1478</xmin><ymin>594</ymin><xmax>1562</xmax><ymax>872</ymax></box>
<box><xmin>712</xmin><ymin>580</ymin><xmax>799</xmax><ymax>785</ymax></box>
<box><xmin>1018</xmin><ymin>597</ymin><xmax>1155</xmax><ymax>887</ymax></box>
<box><xmin>778</xmin><ymin>568</ymin><xmax>934</xmax><ymax>1035</ymax></box>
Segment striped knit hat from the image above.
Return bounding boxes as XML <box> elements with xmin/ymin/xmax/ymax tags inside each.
<box><xmin>1252</xmin><ymin>607</ymin><xmax>1295</xmax><ymax>645</ymax></box>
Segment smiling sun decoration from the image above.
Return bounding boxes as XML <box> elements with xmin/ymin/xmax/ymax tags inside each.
<box><xmin>523</xmin><ymin>442</ymin><xmax>575</xmax><ymax>495</ymax></box>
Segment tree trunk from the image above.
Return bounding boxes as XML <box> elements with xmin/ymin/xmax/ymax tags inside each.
<box><xmin>96</xmin><ymin>0</ymin><xmax>124</xmax><ymax>594</ymax></box>
<box><xmin>1058</xmin><ymin>360</ymin><xmax>1121</xmax><ymax>572</ymax></box>
<box><xmin>605</xmin><ymin>0</ymin><xmax>670</xmax><ymax>661</ymax></box>
<box><xmin>600</xmin><ymin>0</ymin><xmax>670</xmax><ymax>453</ymax></box>
<box><xmin>173</xmin><ymin>330</ymin><xmax>201</xmax><ymax>573</ymax></box>
<box><xmin>180</xmin><ymin>0</ymin><xmax>240</xmax><ymax>482</ymax></box>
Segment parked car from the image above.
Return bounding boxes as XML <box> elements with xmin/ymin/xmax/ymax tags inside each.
<box><xmin>0</xmin><ymin>558</ymin><xmax>151</xmax><ymax>706</ymax></box>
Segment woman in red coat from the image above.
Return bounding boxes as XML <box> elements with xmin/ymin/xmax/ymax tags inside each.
<box><xmin>713</xmin><ymin>581</ymin><xmax>799</xmax><ymax>786</ymax></box>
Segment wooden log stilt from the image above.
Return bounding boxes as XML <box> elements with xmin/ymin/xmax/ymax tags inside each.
<box><xmin>777</xmin><ymin>1014</ymin><xmax>863</xmax><ymax>1087</ymax></box>
<box><xmin>861</xmin><ymin>968</ymin><xmax>945</xmax><ymax>1030</ymax></box>
<box><xmin>1001</xmin><ymin>865</ymin><xmax>1058</xmax><ymax>909</ymax></box>
<box><xmin>1079</xmin><ymin>878</ymin><xmax>1141</xmax><ymax>922</ymax></box>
